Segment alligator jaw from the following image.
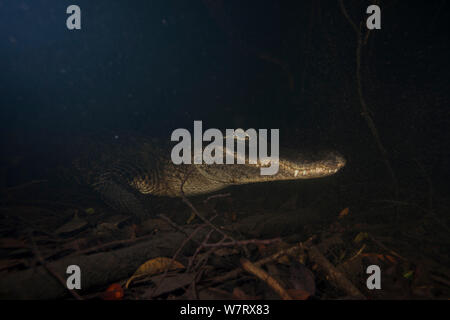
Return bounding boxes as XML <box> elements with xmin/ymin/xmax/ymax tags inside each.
<box><xmin>193</xmin><ymin>149</ymin><xmax>346</xmax><ymax>186</ymax></box>
<box><xmin>276</xmin><ymin>150</ymin><xmax>346</xmax><ymax>180</ymax></box>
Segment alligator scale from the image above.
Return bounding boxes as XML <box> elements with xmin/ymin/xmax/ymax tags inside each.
<box><xmin>71</xmin><ymin>136</ymin><xmax>346</xmax><ymax>220</ymax></box>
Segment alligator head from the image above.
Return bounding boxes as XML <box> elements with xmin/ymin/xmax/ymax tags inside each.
<box><xmin>192</xmin><ymin>147</ymin><xmax>346</xmax><ymax>187</ymax></box>
<box><xmin>130</xmin><ymin>142</ymin><xmax>346</xmax><ymax>197</ymax></box>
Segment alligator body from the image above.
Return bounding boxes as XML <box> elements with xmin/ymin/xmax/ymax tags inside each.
<box><xmin>72</xmin><ymin>136</ymin><xmax>346</xmax><ymax>220</ymax></box>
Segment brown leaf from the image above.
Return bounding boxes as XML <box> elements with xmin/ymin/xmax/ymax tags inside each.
<box><xmin>146</xmin><ymin>273</ymin><xmax>196</xmax><ymax>297</ymax></box>
<box><xmin>126</xmin><ymin>257</ymin><xmax>185</xmax><ymax>288</ymax></box>
<box><xmin>289</xmin><ymin>262</ymin><xmax>316</xmax><ymax>296</ymax></box>
<box><xmin>55</xmin><ymin>214</ymin><xmax>88</xmax><ymax>236</ymax></box>
<box><xmin>286</xmin><ymin>288</ymin><xmax>310</xmax><ymax>300</ymax></box>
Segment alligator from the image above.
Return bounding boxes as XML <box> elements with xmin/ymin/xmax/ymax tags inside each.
<box><xmin>71</xmin><ymin>135</ymin><xmax>346</xmax><ymax>220</ymax></box>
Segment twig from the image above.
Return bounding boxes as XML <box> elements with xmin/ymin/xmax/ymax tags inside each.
<box><xmin>179</xmin><ymin>171</ymin><xmax>242</xmax><ymax>248</ymax></box>
<box><xmin>146</xmin><ymin>220</ymin><xmax>212</xmax><ymax>298</ymax></box>
<box><xmin>181</xmin><ymin>194</ymin><xmax>232</xmax><ymax>241</ymax></box>
<box><xmin>338</xmin><ymin>0</ymin><xmax>359</xmax><ymax>34</ymax></box>
<box><xmin>338</xmin><ymin>0</ymin><xmax>399</xmax><ymax>197</ymax></box>
<box><xmin>206</xmin><ymin>238</ymin><xmax>313</xmax><ymax>286</ymax></box>
<box><xmin>202</xmin><ymin>237</ymin><xmax>281</xmax><ymax>248</ymax></box>
<box><xmin>158</xmin><ymin>214</ymin><xmax>196</xmax><ymax>239</ymax></box>
<box><xmin>241</xmin><ymin>258</ymin><xmax>292</xmax><ymax>300</ymax></box>
<box><xmin>29</xmin><ymin>236</ymin><xmax>83</xmax><ymax>300</ymax></box>
<box><xmin>368</xmin><ymin>235</ymin><xmax>407</xmax><ymax>262</ymax></box>
<box><xmin>307</xmin><ymin>245</ymin><xmax>365</xmax><ymax>299</ymax></box>
<box><xmin>193</xmin><ymin>236</ymin><xmax>228</xmax><ymax>272</ymax></box>
<box><xmin>67</xmin><ymin>233</ymin><xmax>155</xmax><ymax>257</ymax></box>
<box><xmin>203</xmin><ymin>193</ymin><xmax>231</xmax><ymax>204</ymax></box>
<box><xmin>430</xmin><ymin>274</ymin><xmax>450</xmax><ymax>288</ymax></box>
<box><xmin>188</xmin><ymin>229</ymin><xmax>215</xmax><ymax>272</ymax></box>
<box><xmin>349</xmin><ymin>244</ymin><xmax>366</xmax><ymax>262</ymax></box>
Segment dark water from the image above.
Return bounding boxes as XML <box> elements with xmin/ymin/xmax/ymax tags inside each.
<box><xmin>0</xmin><ymin>0</ymin><xmax>449</xmax><ymax>300</ymax></box>
<box><xmin>1</xmin><ymin>1</ymin><xmax>448</xmax><ymax>184</ymax></box>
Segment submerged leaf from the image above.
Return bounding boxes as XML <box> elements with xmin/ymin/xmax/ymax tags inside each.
<box><xmin>289</xmin><ymin>262</ymin><xmax>316</xmax><ymax>296</ymax></box>
<box><xmin>55</xmin><ymin>214</ymin><xmax>88</xmax><ymax>236</ymax></box>
<box><xmin>286</xmin><ymin>288</ymin><xmax>310</xmax><ymax>300</ymax></box>
<box><xmin>126</xmin><ymin>257</ymin><xmax>185</xmax><ymax>288</ymax></box>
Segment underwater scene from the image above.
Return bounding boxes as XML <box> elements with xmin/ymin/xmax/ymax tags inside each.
<box><xmin>0</xmin><ymin>0</ymin><xmax>449</xmax><ymax>304</ymax></box>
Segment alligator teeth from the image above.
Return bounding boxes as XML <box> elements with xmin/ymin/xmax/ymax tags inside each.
<box><xmin>294</xmin><ymin>170</ymin><xmax>299</xmax><ymax>177</ymax></box>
